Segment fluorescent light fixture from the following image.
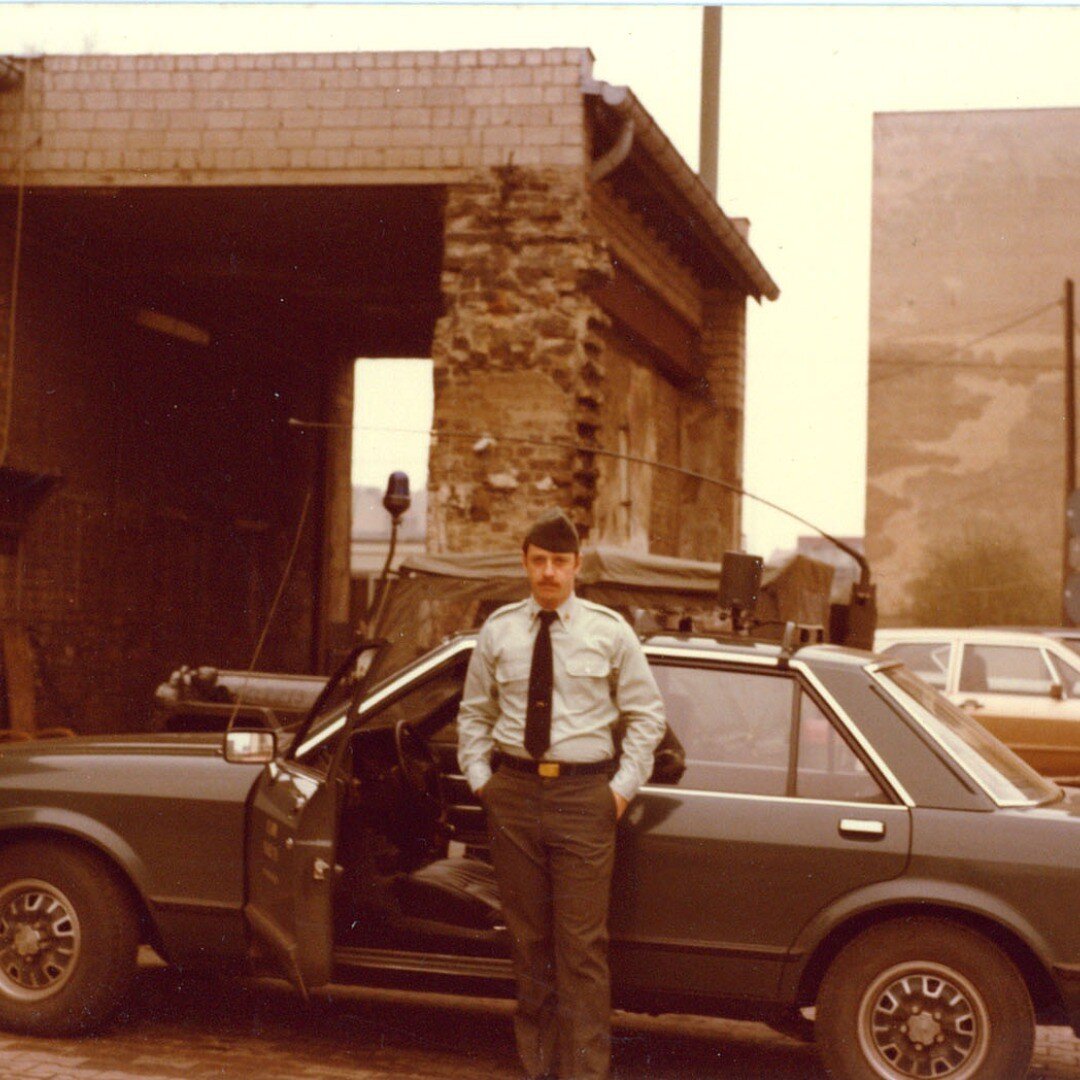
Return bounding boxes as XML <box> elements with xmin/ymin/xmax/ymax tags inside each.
<box><xmin>135</xmin><ymin>308</ymin><xmax>210</xmax><ymax>346</ymax></box>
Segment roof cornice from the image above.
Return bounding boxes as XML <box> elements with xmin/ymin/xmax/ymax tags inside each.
<box><xmin>582</xmin><ymin>75</ymin><xmax>779</xmax><ymax>303</ymax></box>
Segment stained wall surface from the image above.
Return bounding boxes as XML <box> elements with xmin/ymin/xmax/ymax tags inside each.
<box><xmin>867</xmin><ymin>108</ymin><xmax>1080</xmax><ymax>620</ymax></box>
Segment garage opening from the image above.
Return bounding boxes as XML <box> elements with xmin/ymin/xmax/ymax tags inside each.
<box><xmin>1</xmin><ymin>183</ymin><xmax>444</xmax><ymax>731</ymax></box>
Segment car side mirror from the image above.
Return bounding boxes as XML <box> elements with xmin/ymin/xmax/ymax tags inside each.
<box><xmin>224</xmin><ymin>729</ymin><xmax>277</xmax><ymax>764</ymax></box>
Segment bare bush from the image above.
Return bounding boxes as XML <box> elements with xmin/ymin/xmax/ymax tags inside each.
<box><xmin>907</xmin><ymin>525</ymin><xmax>1058</xmax><ymax>627</ymax></box>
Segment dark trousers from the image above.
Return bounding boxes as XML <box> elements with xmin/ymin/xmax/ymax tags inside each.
<box><xmin>484</xmin><ymin>766</ymin><xmax>617</xmax><ymax>1080</ymax></box>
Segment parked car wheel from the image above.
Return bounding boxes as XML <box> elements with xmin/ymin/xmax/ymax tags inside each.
<box><xmin>0</xmin><ymin>842</ymin><xmax>139</xmax><ymax>1035</ymax></box>
<box><xmin>816</xmin><ymin>918</ymin><xmax>1034</xmax><ymax>1080</ymax></box>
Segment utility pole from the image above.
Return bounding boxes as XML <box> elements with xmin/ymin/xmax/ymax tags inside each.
<box><xmin>699</xmin><ymin>6</ymin><xmax>722</xmax><ymax>199</ymax></box>
<box><xmin>1063</xmin><ymin>278</ymin><xmax>1077</xmax><ymax>625</ymax></box>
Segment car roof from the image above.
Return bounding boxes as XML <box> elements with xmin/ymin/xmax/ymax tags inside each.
<box><xmin>642</xmin><ymin>633</ymin><xmax>873</xmax><ymax>666</ymax></box>
<box><xmin>421</xmin><ymin>630</ymin><xmax>877</xmax><ymax>674</ymax></box>
<box><xmin>875</xmin><ymin>627</ymin><xmax>1070</xmax><ymax>647</ymax></box>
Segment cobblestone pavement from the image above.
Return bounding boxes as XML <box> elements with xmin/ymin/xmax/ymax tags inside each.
<box><xmin>0</xmin><ymin>965</ymin><xmax>1077</xmax><ymax>1079</ymax></box>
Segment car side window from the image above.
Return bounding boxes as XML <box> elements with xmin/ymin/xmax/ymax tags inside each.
<box><xmin>293</xmin><ymin>653</ymin><xmax>470</xmax><ymax>773</ymax></box>
<box><xmin>880</xmin><ymin>641</ymin><xmax>950</xmax><ymax>689</ymax></box>
<box><xmin>651</xmin><ymin>664</ymin><xmax>792</xmax><ymax>795</ymax></box>
<box><xmin>959</xmin><ymin>645</ymin><xmax>1054</xmax><ymax>697</ymax></box>
<box><xmin>796</xmin><ymin>693</ymin><xmax>888</xmax><ymax>803</ymax></box>
<box><xmin>650</xmin><ymin>664</ymin><xmax>887</xmax><ymax>803</ymax></box>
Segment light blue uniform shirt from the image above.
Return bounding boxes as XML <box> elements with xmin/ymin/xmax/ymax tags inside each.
<box><xmin>456</xmin><ymin>593</ymin><xmax>667</xmax><ymax>802</ymax></box>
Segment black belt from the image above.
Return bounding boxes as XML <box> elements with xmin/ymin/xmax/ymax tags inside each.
<box><xmin>496</xmin><ymin>755</ymin><xmax>615</xmax><ymax>779</ymax></box>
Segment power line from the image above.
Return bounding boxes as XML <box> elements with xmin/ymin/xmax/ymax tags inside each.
<box><xmin>869</xmin><ymin>298</ymin><xmax>1062</xmax><ymax>386</ymax></box>
<box><xmin>293</xmin><ymin>417</ymin><xmax>872</xmax><ymax>585</ymax></box>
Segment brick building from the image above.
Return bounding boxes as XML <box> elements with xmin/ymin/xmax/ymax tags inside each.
<box><xmin>0</xmin><ymin>48</ymin><xmax>776</xmax><ymax>731</ymax></box>
<box><xmin>866</xmin><ymin>108</ymin><xmax>1079</xmax><ymax>621</ymax></box>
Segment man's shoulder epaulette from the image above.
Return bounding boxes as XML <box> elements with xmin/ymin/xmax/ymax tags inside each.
<box><xmin>578</xmin><ymin>598</ymin><xmax>624</xmax><ymax>623</ymax></box>
<box><xmin>487</xmin><ymin>598</ymin><xmax>528</xmax><ymax>623</ymax></box>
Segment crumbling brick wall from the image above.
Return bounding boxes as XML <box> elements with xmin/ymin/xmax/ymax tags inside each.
<box><xmin>428</xmin><ymin>164</ymin><xmax>613</xmax><ymax>550</ymax></box>
<box><xmin>694</xmin><ymin>285</ymin><xmax>747</xmax><ymax>554</ymax></box>
<box><xmin>430</xmin><ymin>163</ymin><xmax>749</xmax><ymax>559</ymax></box>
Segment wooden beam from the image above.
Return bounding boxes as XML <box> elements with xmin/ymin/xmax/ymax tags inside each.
<box><xmin>593</xmin><ymin>264</ymin><xmax>703</xmax><ymax>382</ymax></box>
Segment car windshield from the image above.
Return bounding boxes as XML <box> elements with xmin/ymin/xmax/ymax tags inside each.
<box><xmin>875</xmin><ymin>664</ymin><xmax>1059</xmax><ymax>806</ymax></box>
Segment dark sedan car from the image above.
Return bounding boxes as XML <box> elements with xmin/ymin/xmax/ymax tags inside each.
<box><xmin>1</xmin><ymin>633</ymin><xmax>1079</xmax><ymax>1080</ymax></box>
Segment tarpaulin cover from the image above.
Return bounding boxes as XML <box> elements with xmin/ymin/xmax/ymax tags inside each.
<box><xmin>367</xmin><ymin>546</ymin><xmax>833</xmax><ymax>684</ymax></box>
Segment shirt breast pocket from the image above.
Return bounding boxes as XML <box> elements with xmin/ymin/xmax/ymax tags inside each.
<box><xmin>495</xmin><ymin>658</ymin><xmax>531</xmax><ymax>687</ymax></box>
<box><xmin>564</xmin><ymin>653</ymin><xmax>614</xmax><ymax>712</ymax></box>
<box><xmin>564</xmin><ymin>654</ymin><xmax>612</xmax><ymax>680</ymax></box>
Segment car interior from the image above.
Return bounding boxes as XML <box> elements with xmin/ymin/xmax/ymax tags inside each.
<box><xmin>330</xmin><ymin>652</ymin><xmax>509</xmax><ymax>956</ymax></box>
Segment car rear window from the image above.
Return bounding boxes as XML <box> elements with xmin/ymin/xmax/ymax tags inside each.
<box><xmin>875</xmin><ymin>665</ymin><xmax>1057</xmax><ymax>806</ymax></box>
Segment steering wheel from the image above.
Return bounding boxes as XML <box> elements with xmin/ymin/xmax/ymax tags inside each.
<box><xmin>393</xmin><ymin>719</ymin><xmax>444</xmax><ymax>811</ymax></box>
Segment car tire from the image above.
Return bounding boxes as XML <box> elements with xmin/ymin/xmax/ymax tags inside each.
<box><xmin>0</xmin><ymin>841</ymin><xmax>140</xmax><ymax>1035</ymax></box>
<box><xmin>816</xmin><ymin>918</ymin><xmax>1034</xmax><ymax>1080</ymax></box>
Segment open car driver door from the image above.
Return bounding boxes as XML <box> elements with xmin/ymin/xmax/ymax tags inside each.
<box><xmin>242</xmin><ymin>641</ymin><xmax>383</xmax><ymax>996</ymax></box>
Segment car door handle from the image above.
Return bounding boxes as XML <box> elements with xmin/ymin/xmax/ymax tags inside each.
<box><xmin>839</xmin><ymin>818</ymin><xmax>886</xmax><ymax>840</ymax></box>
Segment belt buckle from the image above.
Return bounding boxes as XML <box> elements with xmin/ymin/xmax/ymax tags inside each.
<box><xmin>538</xmin><ymin>761</ymin><xmax>560</xmax><ymax>778</ymax></box>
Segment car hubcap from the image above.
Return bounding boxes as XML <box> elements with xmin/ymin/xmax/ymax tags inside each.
<box><xmin>0</xmin><ymin>880</ymin><xmax>81</xmax><ymax>1001</ymax></box>
<box><xmin>858</xmin><ymin>961</ymin><xmax>989</xmax><ymax>1079</ymax></box>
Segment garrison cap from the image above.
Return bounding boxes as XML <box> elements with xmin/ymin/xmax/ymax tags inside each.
<box><xmin>523</xmin><ymin>508</ymin><xmax>580</xmax><ymax>554</ymax></box>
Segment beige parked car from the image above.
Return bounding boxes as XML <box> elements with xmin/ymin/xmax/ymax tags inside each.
<box><xmin>875</xmin><ymin>627</ymin><xmax>1080</xmax><ymax>782</ymax></box>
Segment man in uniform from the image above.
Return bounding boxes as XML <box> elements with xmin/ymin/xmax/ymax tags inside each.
<box><xmin>457</xmin><ymin>509</ymin><xmax>666</xmax><ymax>1080</ymax></box>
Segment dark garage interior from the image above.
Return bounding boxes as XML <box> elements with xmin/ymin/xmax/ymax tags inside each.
<box><xmin>0</xmin><ymin>183</ymin><xmax>444</xmax><ymax>732</ymax></box>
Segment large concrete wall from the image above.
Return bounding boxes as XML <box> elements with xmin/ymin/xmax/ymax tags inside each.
<box><xmin>867</xmin><ymin>108</ymin><xmax>1080</xmax><ymax>620</ymax></box>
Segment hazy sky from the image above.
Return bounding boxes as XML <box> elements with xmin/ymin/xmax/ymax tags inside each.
<box><xmin>7</xmin><ymin>3</ymin><xmax>1080</xmax><ymax>555</ymax></box>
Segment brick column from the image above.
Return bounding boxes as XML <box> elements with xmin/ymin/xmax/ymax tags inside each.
<box><xmin>428</xmin><ymin>165</ymin><xmax>612</xmax><ymax>552</ymax></box>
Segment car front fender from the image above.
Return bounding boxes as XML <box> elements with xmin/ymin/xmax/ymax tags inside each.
<box><xmin>0</xmin><ymin>805</ymin><xmax>153</xmax><ymax>901</ymax></box>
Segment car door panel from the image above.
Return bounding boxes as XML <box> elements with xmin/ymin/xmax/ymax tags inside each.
<box><xmin>610</xmin><ymin>659</ymin><xmax>911</xmax><ymax>1001</ymax></box>
<box><xmin>245</xmin><ymin>762</ymin><xmax>337</xmax><ymax>995</ymax></box>
<box><xmin>955</xmin><ymin>643</ymin><xmax>1080</xmax><ymax>778</ymax></box>
<box><xmin>610</xmin><ymin>789</ymin><xmax>910</xmax><ymax>1000</ymax></box>
<box><xmin>974</xmin><ymin>707</ymin><xmax>1080</xmax><ymax>777</ymax></box>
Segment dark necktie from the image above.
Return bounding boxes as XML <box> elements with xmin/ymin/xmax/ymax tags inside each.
<box><xmin>524</xmin><ymin>610</ymin><xmax>557</xmax><ymax>759</ymax></box>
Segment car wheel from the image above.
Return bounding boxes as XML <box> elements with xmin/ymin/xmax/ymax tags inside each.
<box><xmin>0</xmin><ymin>842</ymin><xmax>140</xmax><ymax>1035</ymax></box>
<box><xmin>816</xmin><ymin>918</ymin><xmax>1034</xmax><ymax>1080</ymax></box>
